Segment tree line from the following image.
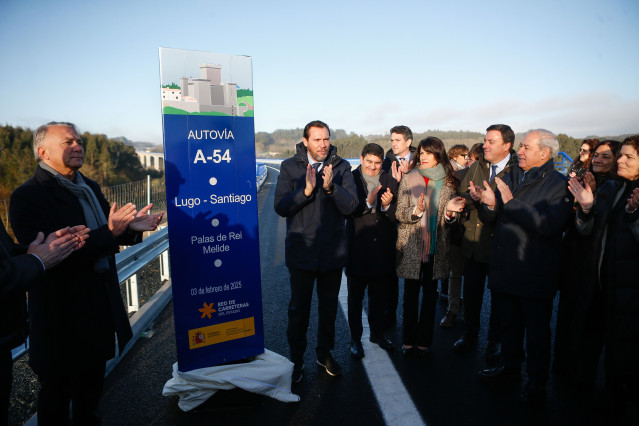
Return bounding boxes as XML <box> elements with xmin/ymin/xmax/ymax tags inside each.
<box><xmin>0</xmin><ymin>125</ymin><xmax>162</xmax><ymax>200</ymax></box>
<box><xmin>255</xmin><ymin>127</ymin><xmax>635</xmax><ymax>160</ymax></box>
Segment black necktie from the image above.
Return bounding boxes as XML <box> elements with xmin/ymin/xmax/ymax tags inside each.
<box><xmin>519</xmin><ymin>171</ymin><xmax>527</xmax><ymax>184</ymax></box>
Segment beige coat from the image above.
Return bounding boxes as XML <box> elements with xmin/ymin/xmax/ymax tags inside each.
<box><xmin>395</xmin><ymin>170</ymin><xmax>456</xmax><ymax>280</ymax></box>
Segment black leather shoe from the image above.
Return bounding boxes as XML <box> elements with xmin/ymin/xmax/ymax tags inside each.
<box><xmin>453</xmin><ymin>334</ymin><xmax>477</xmax><ymax>353</ymax></box>
<box><xmin>478</xmin><ymin>365</ymin><xmax>521</xmax><ymax>383</ymax></box>
<box><xmin>370</xmin><ymin>334</ymin><xmax>394</xmax><ymax>352</ymax></box>
<box><xmin>350</xmin><ymin>340</ymin><xmax>365</xmax><ymax>359</ymax></box>
<box><xmin>317</xmin><ymin>353</ymin><xmax>342</xmax><ymax>376</ymax></box>
<box><xmin>519</xmin><ymin>383</ymin><xmax>546</xmax><ymax>406</ymax></box>
<box><xmin>485</xmin><ymin>340</ymin><xmax>501</xmax><ymax>362</ymax></box>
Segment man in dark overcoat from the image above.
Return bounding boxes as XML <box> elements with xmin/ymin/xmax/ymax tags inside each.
<box><xmin>473</xmin><ymin>129</ymin><xmax>573</xmax><ymax>405</ymax></box>
<box><xmin>1</xmin><ymin>218</ymin><xmax>87</xmax><ymax>424</ymax></box>
<box><xmin>345</xmin><ymin>143</ymin><xmax>398</xmax><ymax>358</ymax></box>
<box><xmin>274</xmin><ymin>120</ymin><xmax>358</xmax><ymax>383</ymax></box>
<box><xmin>9</xmin><ymin>122</ymin><xmax>163</xmax><ymax>424</ymax></box>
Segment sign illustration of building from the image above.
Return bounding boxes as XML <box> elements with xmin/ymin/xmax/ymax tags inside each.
<box><xmin>161</xmin><ymin>63</ymin><xmax>252</xmax><ymax>117</ymax></box>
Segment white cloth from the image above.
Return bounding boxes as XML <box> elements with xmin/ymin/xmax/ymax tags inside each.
<box><xmin>162</xmin><ymin>349</ymin><xmax>300</xmax><ymax>411</ymax></box>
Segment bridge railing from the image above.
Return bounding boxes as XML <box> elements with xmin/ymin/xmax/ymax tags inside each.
<box><xmin>12</xmin><ymin>226</ymin><xmax>173</xmax><ymax>370</ymax></box>
<box><xmin>555</xmin><ymin>151</ymin><xmax>573</xmax><ymax>175</ymax></box>
<box><xmin>10</xmin><ymin>165</ymin><xmax>268</xmax><ymax>368</ymax></box>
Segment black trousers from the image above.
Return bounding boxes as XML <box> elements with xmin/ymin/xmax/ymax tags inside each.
<box><xmin>402</xmin><ymin>261</ymin><xmax>438</xmax><ymax>348</ymax></box>
<box><xmin>462</xmin><ymin>258</ymin><xmax>500</xmax><ymax>341</ymax></box>
<box><xmin>496</xmin><ymin>291</ymin><xmax>553</xmax><ymax>387</ymax></box>
<box><xmin>287</xmin><ymin>268</ymin><xmax>342</xmax><ymax>363</ymax></box>
<box><xmin>555</xmin><ymin>286</ymin><xmax>606</xmax><ymax>385</ymax></box>
<box><xmin>0</xmin><ymin>348</ymin><xmax>12</xmax><ymax>426</ymax></box>
<box><xmin>36</xmin><ymin>362</ymin><xmax>105</xmax><ymax>425</ymax></box>
<box><xmin>347</xmin><ymin>275</ymin><xmax>388</xmax><ymax>341</ymax></box>
<box><xmin>385</xmin><ymin>276</ymin><xmax>399</xmax><ymax>324</ymax></box>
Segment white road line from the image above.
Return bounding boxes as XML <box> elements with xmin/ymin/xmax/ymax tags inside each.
<box><xmin>338</xmin><ymin>274</ymin><xmax>426</xmax><ymax>426</ymax></box>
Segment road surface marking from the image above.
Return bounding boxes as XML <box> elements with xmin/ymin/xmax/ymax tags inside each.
<box><xmin>338</xmin><ymin>274</ymin><xmax>425</xmax><ymax>426</ymax></box>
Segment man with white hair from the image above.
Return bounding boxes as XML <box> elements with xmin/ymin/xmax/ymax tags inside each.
<box><xmin>471</xmin><ymin>129</ymin><xmax>573</xmax><ymax>406</ymax></box>
<box><xmin>10</xmin><ymin>121</ymin><xmax>163</xmax><ymax>424</ymax></box>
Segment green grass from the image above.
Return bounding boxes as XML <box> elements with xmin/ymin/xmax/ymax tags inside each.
<box><xmin>237</xmin><ymin>96</ymin><xmax>253</xmax><ymax>106</ymax></box>
<box><xmin>163</xmin><ymin>106</ymin><xmax>228</xmax><ymax>116</ymax></box>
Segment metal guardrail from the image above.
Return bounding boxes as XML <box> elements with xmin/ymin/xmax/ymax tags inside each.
<box><xmin>257</xmin><ymin>163</ymin><xmax>267</xmax><ymax>191</ymax></box>
<box><xmin>554</xmin><ymin>151</ymin><xmax>573</xmax><ymax>175</ymax></box>
<box><xmin>12</xmin><ymin>227</ymin><xmax>172</xmax><ymax>364</ymax></box>
<box><xmin>11</xmin><ymin>163</ymin><xmax>268</xmax><ymax>362</ymax></box>
<box><xmin>116</xmin><ymin>227</ymin><xmax>169</xmax><ymax>284</ymax></box>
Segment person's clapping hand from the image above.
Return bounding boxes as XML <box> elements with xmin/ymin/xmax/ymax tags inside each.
<box><xmin>494</xmin><ymin>177</ymin><xmax>513</xmax><ymax>204</ymax></box>
<box><xmin>446</xmin><ymin>196</ymin><xmax>465</xmax><ymax>213</ymax></box>
<box><xmin>128</xmin><ymin>203</ymin><xmax>164</xmax><ymax>232</ymax></box>
<box><xmin>626</xmin><ymin>187</ymin><xmax>639</xmax><ymax>212</ymax></box>
<box><xmin>380</xmin><ymin>188</ymin><xmax>393</xmax><ymax>208</ymax></box>
<box><xmin>567</xmin><ymin>177</ymin><xmax>594</xmax><ymax>212</ymax></box>
<box><xmin>27</xmin><ymin>225</ymin><xmax>90</xmax><ymax>269</ymax></box>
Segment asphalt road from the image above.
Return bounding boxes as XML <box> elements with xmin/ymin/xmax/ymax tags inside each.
<box><xmin>95</xmin><ymin>164</ymin><xmax>603</xmax><ymax>426</ymax></box>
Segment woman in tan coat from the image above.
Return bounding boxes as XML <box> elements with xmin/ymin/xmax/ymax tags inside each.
<box><xmin>396</xmin><ymin>137</ymin><xmax>465</xmax><ymax>356</ymax></box>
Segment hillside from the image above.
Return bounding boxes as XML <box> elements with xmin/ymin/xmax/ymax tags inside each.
<box><xmin>0</xmin><ymin>125</ymin><xmax>163</xmax><ymax>199</ymax></box>
<box><xmin>255</xmin><ymin>128</ymin><xmax>636</xmax><ymax>160</ymax></box>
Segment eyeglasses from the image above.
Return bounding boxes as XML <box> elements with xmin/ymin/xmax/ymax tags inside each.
<box><xmin>461</xmin><ymin>154</ymin><xmax>469</xmax><ymax>158</ymax></box>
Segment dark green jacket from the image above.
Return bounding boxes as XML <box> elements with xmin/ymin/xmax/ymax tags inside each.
<box><xmin>458</xmin><ymin>151</ymin><xmax>517</xmax><ymax>263</ymax></box>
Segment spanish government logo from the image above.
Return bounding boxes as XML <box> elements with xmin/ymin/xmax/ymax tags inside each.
<box><xmin>192</xmin><ymin>331</ymin><xmax>205</xmax><ymax>346</ymax></box>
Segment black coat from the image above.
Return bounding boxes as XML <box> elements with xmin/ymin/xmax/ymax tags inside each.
<box><xmin>0</xmin><ymin>219</ymin><xmax>44</xmax><ymax>350</ymax></box>
<box><xmin>346</xmin><ymin>167</ymin><xmax>398</xmax><ymax>277</ymax></box>
<box><xmin>575</xmin><ymin>179</ymin><xmax>639</xmax><ymax>378</ymax></box>
<box><xmin>381</xmin><ymin>146</ymin><xmax>416</xmax><ymax>173</ymax></box>
<box><xmin>482</xmin><ymin>159</ymin><xmax>573</xmax><ymax>299</ymax></box>
<box><xmin>274</xmin><ymin>142</ymin><xmax>358</xmax><ymax>272</ymax></box>
<box><xmin>9</xmin><ymin>166</ymin><xmax>136</xmax><ymax>374</ymax></box>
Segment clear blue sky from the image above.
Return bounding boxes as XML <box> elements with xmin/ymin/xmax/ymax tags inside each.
<box><xmin>1</xmin><ymin>0</ymin><xmax>638</xmax><ymax>143</ymax></box>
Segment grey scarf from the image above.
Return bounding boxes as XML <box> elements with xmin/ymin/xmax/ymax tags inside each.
<box><xmin>39</xmin><ymin>162</ymin><xmax>109</xmax><ymax>272</ymax></box>
<box><xmin>361</xmin><ymin>171</ymin><xmax>381</xmax><ymax>213</ymax></box>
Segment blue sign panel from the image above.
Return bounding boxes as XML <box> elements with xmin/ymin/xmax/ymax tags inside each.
<box><xmin>159</xmin><ymin>48</ymin><xmax>264</xmax><ymax>372</ymax></box>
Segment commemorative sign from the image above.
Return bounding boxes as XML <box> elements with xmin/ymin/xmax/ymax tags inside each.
<box><xmin>159</xmin><ymin>47</ymin><xmax>264</xmax><ymax>371</ymax></box>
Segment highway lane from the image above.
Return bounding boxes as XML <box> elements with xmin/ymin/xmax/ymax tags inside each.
<box><xmin>97</xmin><ymin>164</ymin><xmax>602</xmax><ymax>425</ymax></box>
